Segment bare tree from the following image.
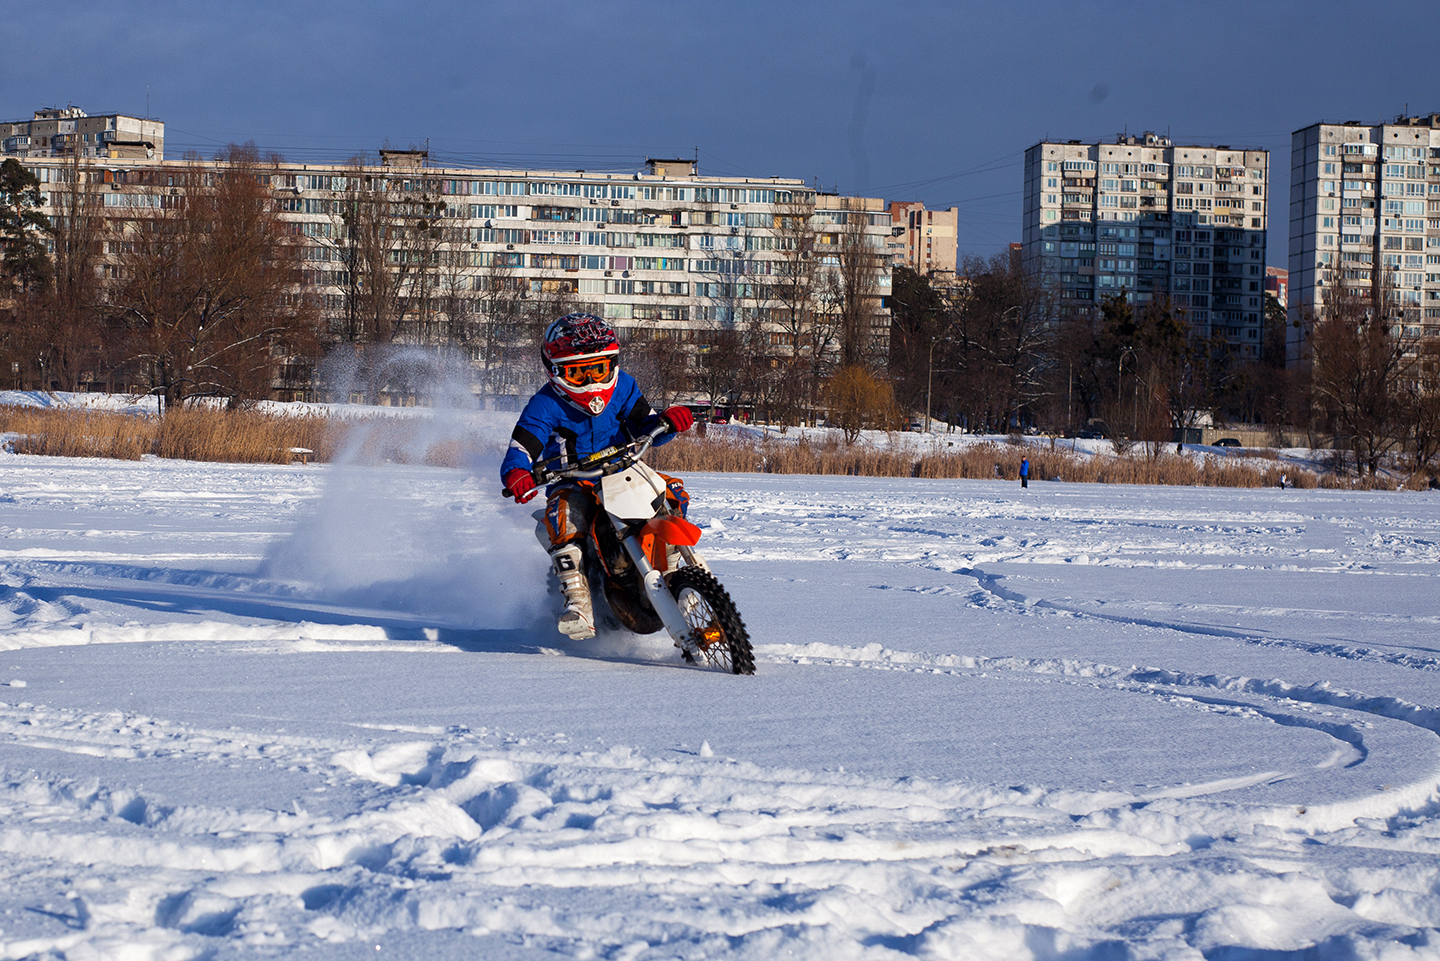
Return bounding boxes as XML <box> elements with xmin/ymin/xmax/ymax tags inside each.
<box><xmin>733</xmin><ymin>312</ymin><xmax>782</xmax><ymax>423</ymax></box>
<box><xmin>1309</xmin><ymin>280</ymin><xmax>1417</xmax><ymax>475</ymax></box>
<box><xmin>390</xmin><ymin>182</ymin><xmax>448</xmax><ymax>347</ymax></box>
<box><xmin>326</xmin><ymin>158</ymin><xmax>411</xmax><ymax>345</ymax></box>
<box><xmin>827</xmin><ymin>196</ymin><xmax>886</xmax><ymax>368</ymax></box>
<box><xmin>623</xmin><ymin>329</ymin><xmax>689</xmax><ymax>410</ymax></box>
<box><xmin>1403</xmin><ymin>337</ymin><xmax>1440</xmax><ymax>478</ymax></box>
<box><xmin>766</xmin><ymin>195</ymin><xmax>822</xmax><ymax>425</ymax></box>
<box><xmin>1134</xmin><ymin>297</ymin><xmax>1225</xmax><ymax>453</ymax></box>
<box><xmin>690</xmin><ymin>326</ymin><xmax>747</xmax><ymax>420</ymax></box>
<box><xmin>935</xmin><ymin>253</ymin><xmax>1054</xmax><ymax>435</ymax></box>
<box><xmin>467</xmin><ymin>252</ymin><xmax>531</xmax><ymax>402</ymax></box>
<box><xmin>42</xmin><ymin>151</ymin><xmax>107</xmax><ymax>390</ymax></box>
<box><xmin>108</xmin><ymin>144</ymin><xmax>318</xmax><ymax>411</ymax></box>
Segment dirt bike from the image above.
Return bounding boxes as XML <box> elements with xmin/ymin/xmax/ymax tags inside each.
<box><xmin>506</xmin><ymin>423</ymin><xmax>755</xmax><ymax>675</ymax></box>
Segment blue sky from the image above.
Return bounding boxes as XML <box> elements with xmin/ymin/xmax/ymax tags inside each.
<box><xmin>4</xmin><ymin>0</ymin><xmax>1437</xmax><ymax>266</ymax></box>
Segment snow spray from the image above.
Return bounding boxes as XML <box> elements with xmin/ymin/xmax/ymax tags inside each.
<box><xmin>260</xmin><ymin>345</ymin><xmax>551</xmax><ymax>632</ymax></box>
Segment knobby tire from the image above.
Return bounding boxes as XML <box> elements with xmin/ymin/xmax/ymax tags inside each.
<box><xmin>667</xmin><ymin>566</ymin><xmax>755</xmax><ymax>675</ymax></box>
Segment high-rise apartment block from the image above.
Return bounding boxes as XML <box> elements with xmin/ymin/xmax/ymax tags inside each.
<box><xmin>888</xmin><ymin>201</ymin><xmax>958</xmax><ymax>275</ymax></box>
<box><xmin>1023</xmin><ymin>134</ymin><xmax>1270</xmax><ymax>356</ymax></box>
<box><xmin>1</xmin><ymin>107</ymin><xmax>164</xmax><ymax>160</ymax></box>
<box><xmin>1288</xmin><ymin>115</ymin><xmax>1440</xmax><ymax>363</ymax></box>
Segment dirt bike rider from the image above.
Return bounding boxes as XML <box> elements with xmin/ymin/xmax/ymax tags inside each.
<box><xmin>501</xmin><ymin>312</ymin><xmax>695</xmax><ymax>640</ymax></box>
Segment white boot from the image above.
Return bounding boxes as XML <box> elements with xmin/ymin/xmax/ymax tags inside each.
<box><xmin>549</xmin><ymin>543</ymin><xmax>595</xmax><ymax>640</ymax></box>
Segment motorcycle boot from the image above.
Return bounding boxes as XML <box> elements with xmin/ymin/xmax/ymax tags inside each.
<box><xmin>549</xmin><ymin>542</ymin><xmax>595</xmax><ymax>640</ymax></box>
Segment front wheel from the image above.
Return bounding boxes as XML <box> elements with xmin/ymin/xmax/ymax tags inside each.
<box><xmin>667</xmin><ymin>566</ymin><xmax>755</xmax><ymax>675</ymax></box>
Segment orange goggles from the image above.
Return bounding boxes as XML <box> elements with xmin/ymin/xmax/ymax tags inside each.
<box><xmin>559</xmin><ymin>357</ymin><xmax>614</xmax><ymax>387</ymax></box>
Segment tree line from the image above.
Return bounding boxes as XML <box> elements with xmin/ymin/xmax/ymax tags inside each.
<box><xmin>888</xmin><ymin>259</ymin><xmax>1440</xmax><ymax>477</ymax></box>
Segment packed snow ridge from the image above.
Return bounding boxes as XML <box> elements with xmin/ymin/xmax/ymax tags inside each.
<box><xmin>2</xmin><ymin>451</ymin><xmax>1440</xmax><ymax>959</ymax></box>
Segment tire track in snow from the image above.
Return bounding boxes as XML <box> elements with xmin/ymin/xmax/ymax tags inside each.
<box><xmin>965</xmin><ymin>564</ymin><xmax>1440</xmax><ymax>673</ymax></box>
<box><xmin>754</xmin><ymin>636</ymin><xmax>1440</xmax><ymax>830</ymax></box>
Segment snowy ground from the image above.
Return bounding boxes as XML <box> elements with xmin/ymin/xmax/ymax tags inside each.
<box><xmin>2</xmin><ymin>450</ymin><xmax>1440</xmax><ymax>960</ymax></box>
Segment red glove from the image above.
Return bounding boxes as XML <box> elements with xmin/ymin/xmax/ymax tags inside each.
<box><xmin>662</xmin><ymin>405</ymin><xmax>694</xmax><ymax>433</ymax></box>
<box><xmin>504</xmin><ymin>468</ymin><xmax>538</xmax><ymax>503</ymax></box>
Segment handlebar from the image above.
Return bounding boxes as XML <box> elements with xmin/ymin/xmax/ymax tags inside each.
<box><xmin>502</xmin><ymin>421</ymin><xmax>670</xmax><ymax>499</ymax></box>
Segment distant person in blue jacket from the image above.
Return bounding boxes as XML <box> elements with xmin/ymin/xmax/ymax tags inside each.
<box><xmin>500</xmin><ymin>313</ymin><xmax>694</xmax><ymax>639</ymax></box>
<box><xmin>1020</xmin><ymin>456</ymin><xmax>1029</xmax><ymax>489</ymax></box>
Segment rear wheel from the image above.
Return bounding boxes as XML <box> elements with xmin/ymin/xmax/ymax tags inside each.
<box><xmin>667</xmin><ymin>567</ymin><xmax>755</xmax><ymax>675</ymax></box>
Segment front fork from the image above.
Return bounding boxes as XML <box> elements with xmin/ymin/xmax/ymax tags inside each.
<box><xmin>618</xmin><ymin>529</ymin><xmax>701</xmax><ymax>658</ymax></box>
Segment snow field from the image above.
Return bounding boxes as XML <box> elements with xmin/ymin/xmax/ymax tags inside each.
<box><xmin>1</xmin><ymin>453</ymin><xmax>1440</xmax><ymax>958</ymax></box>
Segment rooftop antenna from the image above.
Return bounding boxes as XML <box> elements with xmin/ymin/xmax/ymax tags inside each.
<box><xmin>145</xmin><ymin>85</ymin><xmax>149</xmax><ymax>121</ymax></box>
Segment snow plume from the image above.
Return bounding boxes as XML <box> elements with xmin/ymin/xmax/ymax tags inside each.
<box><xmin>261</xmin><ymin>460</ymin><xmax>550</xmax><ymax>631</ymax></box>
<box><xmin>319</xmin><ymin>343</ymin><xmax>482</xmax><ymax>415</ymax></box>
<box><xmin>261</xmin><ymin>345</ymin><xmax>550</xmax><ymax>631</ymax></box>
<box><xmin>317</xmin><ymin>344</ymin><xmax>516</xmax><ymax>466</ymax></box>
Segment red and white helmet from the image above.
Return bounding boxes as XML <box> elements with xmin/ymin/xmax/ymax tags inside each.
<box><xmin>542</xmin><ymin>313</ymin><xmax>620</xmax><ymax>415</ymax></box>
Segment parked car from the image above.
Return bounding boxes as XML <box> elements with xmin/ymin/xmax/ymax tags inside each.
<box><xmin>1213</xmin><ymin>437</ymin><xmax>1241</xmax><ymax>448</ymax></box>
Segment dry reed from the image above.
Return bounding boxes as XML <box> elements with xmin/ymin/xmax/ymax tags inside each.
<box><xmin>0</xmin><ymin>404</ymin><xmax>510</xmax><ymax>468</ymax></box>
<box><xmin>650</xmin><ymin>432</ymin><xmax>1312</xmax><ymax>489</ymax></box>
<box><xmin>0</xmin><ymin>407</ymin><xmax>154</xmax><ymax>459</ymax></box>
<box><xmin>1</xmin><ymin>405</ymin><xmax>330</xmax><ymax>464</ymax></box>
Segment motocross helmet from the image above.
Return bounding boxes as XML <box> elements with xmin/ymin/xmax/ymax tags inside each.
<box><xmin>541</xmin><ymin>312</ymin><xmax>621</xmax><ymax>415</ymax></box>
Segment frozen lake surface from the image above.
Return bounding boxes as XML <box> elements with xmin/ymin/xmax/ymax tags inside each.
<box><xmin>2</xmin><ymin>453</ymin><xmax>1439</xmax><ymax>959</ymax></box>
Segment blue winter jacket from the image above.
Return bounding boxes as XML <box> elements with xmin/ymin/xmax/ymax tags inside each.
<box><xmin>500</xmin><ymin>371</ymin><xmax>674</xmax><ymax>484</ymax></box>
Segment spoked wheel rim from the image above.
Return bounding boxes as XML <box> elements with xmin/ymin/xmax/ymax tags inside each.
<box><xmin>675</xmin><ymin>586</ymin><xmax>733</xmax><ymax>671</ymax></box>
<box><xmin>667</xmin><ymin>565</ymin><xmax>755</xmax><ymax>674</ymax></box>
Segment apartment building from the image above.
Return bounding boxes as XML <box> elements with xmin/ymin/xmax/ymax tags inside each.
<box><xmin>888</xmin><ymin>201</ymin><xmax>958</xmax><ymax>275</ymax></box>
<box><xmin>13</xmin><ymin>152</ymin><xmax>892</xmax><ymax>404</ymax></box>
<box><xmin>1289</xmin><ymin>115</ymin><xmax>1440</xmax><ymax>364</ymax></box>
<box><xmin>1023</xmin><ymin>133</ymin><xmax>1270</xmax><ymax>357</ymax></box>
<box><xmin>1</xmin><ymin>106</ymin><xmax>164</xmax><ymax>160</ymax></box>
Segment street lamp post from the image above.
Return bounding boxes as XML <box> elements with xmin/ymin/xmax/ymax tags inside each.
<box><xmin>925</xmin><ymin>335</ymin><xmax>940</xmax><ymax>433</ymax></box>
<box><xmin>1118</xmin><ymin>346</ymin><xmax>1135</xmax><ymax>438</ymax></box>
